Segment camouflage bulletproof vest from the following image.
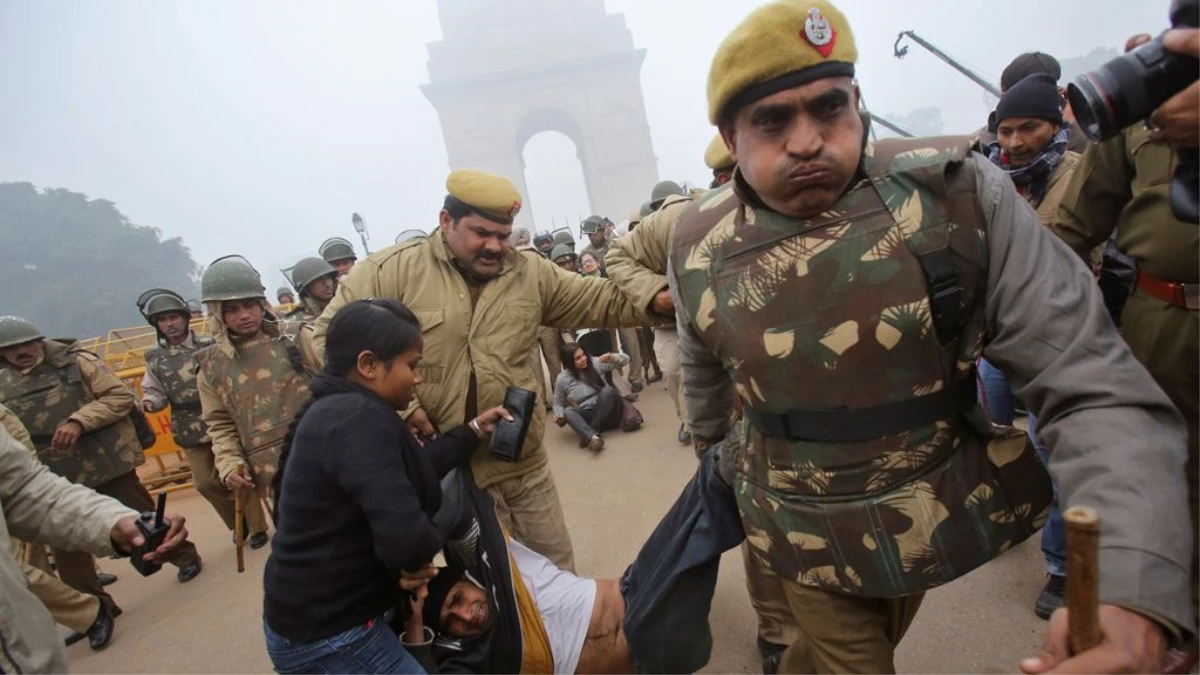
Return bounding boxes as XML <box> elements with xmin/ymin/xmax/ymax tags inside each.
<box><xmin>672</xmin><ymin>137</ymin><xmax>1051</xmax><ymax>598</ymax></box>
<box><xmin>0</xmin><ymin>340</ymin><xmax>144</xmax><ymax>488</ymax></box>
<box><xmin>286</xmin><ymin>296</ymin><xmax>326</xmax><ymax>324</ymax></box>
<box><xmin>194</xmin><ymin>326</ymin><xmax>312</xmax><ymax>490</ymax></box>
<box><xmin>144</xmin><ymin>333</ymin><xmax>215</xmax><ymax>447</ymax></box>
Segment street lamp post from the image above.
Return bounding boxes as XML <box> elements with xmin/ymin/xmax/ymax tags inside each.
<box><xmin>351</xmin><ymin>212</ymin><xmax>370</xmax><ymax>255</ymax></box>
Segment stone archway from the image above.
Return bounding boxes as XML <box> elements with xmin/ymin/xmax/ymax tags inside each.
<box><xmin>421</xmin><ymin>0</ymin><xmax>659</xmax><ymax>229</ymax></box>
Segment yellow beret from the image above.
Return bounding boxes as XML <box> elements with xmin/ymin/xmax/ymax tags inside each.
<box><xmin>704</xmin><ymin>134</ymin><xmax>735</xmax><ymax>171</ymax></box>
<box><xmin>445</xmin><ymin>169</ymin><xmax>523</xmax><ymax>225</ymax></box>
<box><xmin>707</xmin><ymin>0</ymin><xmax>858</xmax><ymax>124</ymax></box>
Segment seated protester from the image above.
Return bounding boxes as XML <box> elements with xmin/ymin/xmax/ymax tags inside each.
<box><xmin>552</xmin><ymin>343</ymin><xmax>642</xmax><ymax>453</ymax></box>
<box><xmin>578</xmin><ymin>252</ymin><xmax>606</xmax><ymax>278</ymax></box>
<box><xmin>262</xmin><ymin>299</ymin><xmax>512</xmax><ymax>675</ymax></box>
<box><xmin>400</xmin><ymin>451</ymin><xmax>745</xmax><ymax>675</ymax></box>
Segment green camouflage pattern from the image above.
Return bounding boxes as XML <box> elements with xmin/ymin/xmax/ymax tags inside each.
<box><xmin>194</xmin><ymin>325</ymin><xmax>312</xmax><ymax>496</ymax></box>
<box><xmin>671</xmin><ymin>137</ymin><xmax>1051</xmax><ymax>598</ymax></box>
<box><xmin>144</xmin><ymin>334</ymin><xmax>215</xmax><ymax>448</ymax></box>
<box><xmin>286</xmin><ymin>296</ymin><xmax>328</xmax><ymax>323</ymax></box>
<box><xmin>0</xmin><ymin>340</ymin><xmax>144</xmax><ymax>487</ymax></box>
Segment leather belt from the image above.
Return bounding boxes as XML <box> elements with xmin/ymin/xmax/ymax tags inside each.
<box><xmin>744</xmin><ymin>378</ymin><xmax>976</xmax><ymax>443</ymax></box>
<box><xmin>1137</xmin><ymin>271</ymin><xmax>1200</xmax><ymax>310</ymax></box>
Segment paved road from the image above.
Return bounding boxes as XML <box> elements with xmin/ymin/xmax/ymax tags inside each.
<box><xmin>66</xmin><ymin>385</ymin><xmax>1050</xmax><ymax>674</ymax></box>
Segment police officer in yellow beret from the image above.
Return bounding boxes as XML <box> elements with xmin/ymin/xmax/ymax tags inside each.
<box><xmin>312</xmin><ymin>169</ymin><xmax>658</xmax><ymax>573</ymax></box>
<box><xmin>668</xmin><ymin>1</ymin><xmax>1192</xmax><ymax>672</ymax></box>
<box><xmin>704</xmin><ymin>134</ymin><xmax>736</xmax><ymax>188</ymax></box>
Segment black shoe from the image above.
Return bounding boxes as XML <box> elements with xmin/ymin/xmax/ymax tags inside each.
<box><xmin>97</xmin><ymin>572</ymin><xmax>118</xmax><ymax>587</ymax></box>
<box><xmin>630</xmin><ymin>380</ymin><xmax>645</xmax><ymax>393</ymax></box>
<box><xmin>64</xmin><ymin>630</ymin><xmax>86</xmax><ymax>647</ymax></box>
<box><xmin>1034</xmin><ymin>574</ymin><xmax>1066</xmax><ymax>620</ymax></box>
<box><xmin>648</xmin><ymin>371</ymin><xmax>662</xmax><ymax>384</ymax></box>
<box><xmin>678</xmin><ymin>425</ymin><xmax>692</xmax><ymax>445</ymax></box>
<box><xmin>249</xmin><ymin>532</ymin><xmax>269</xmax><ymax>550</ymax></box>
<box><xmin>757</xmin><ymin>637</ymin><xmax>787</xmax><ymax>675</ymax></box>
<box><xmin>623</xmin><ymin>393</ymin><xmax>639</xmax><ymax>402</ymax></box>
<box><xmin>177</xmin><ymin>558</ymin><xmax>202</xmax><ymax>583</ymax></box>
<box><xmin>87</xmin><ymin>604</ymin><xmax>116</xmax><ymax>651</ymax></box>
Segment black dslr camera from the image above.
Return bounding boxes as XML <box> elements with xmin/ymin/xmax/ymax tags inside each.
<box><xmin>1067</xmin><ymin>0</ymin><xmax>1200</xmax><ymax>223</ymax></box>
<box><xmin>130</xmin><ymin>492</ymin><xmax>172</xmax><ymax>576</ymax></box>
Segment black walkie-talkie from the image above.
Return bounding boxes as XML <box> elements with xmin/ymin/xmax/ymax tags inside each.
<box><xmin>131</xmin><ymin>492</ymin><xmax>170</xmax><ymax>576</ymax></box>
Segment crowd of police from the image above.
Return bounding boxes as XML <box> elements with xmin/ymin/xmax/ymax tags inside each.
<box><xmin>1</xmin><ymin>0</ymin><xmax>1198</xmax><ymax>672</ymax></box>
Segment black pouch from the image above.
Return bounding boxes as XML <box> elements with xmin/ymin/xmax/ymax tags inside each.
<box><xmin>488</xmin><ymin>387</ymin><xmax>536</xmax><ymax>463</ymax></box>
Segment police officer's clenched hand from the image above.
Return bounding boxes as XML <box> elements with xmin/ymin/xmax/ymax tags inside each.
<box><xmin>111</xmin><ymin>511</ymin><xmax>191</xmax><ymax>564</ymax></box>
<box><xmin>223</xmin><ymin>464</ymin><xmax>255</xmax><ymax>490</ymax></box>
<box><xmin>651</xmin><ymin>290</ymin><xmax>674</xmax><ymax>317</ymax></box>
<box><xmin>1021</xmin><ymin>605</ymin><xmax>1167</xmax><ymax>674</ymax></box>
<box><xmin>51</xmin><ymin>420</ymin><xmax>84</xmax><ymax>451</ymax></box>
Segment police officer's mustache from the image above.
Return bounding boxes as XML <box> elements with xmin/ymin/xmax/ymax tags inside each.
<box><xmin>474</xmin><ymin>252</ymin><xmax>501</xmax><ymax>262</ymax></box>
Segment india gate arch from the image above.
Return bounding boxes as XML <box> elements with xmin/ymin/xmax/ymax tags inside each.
<box><xmin>421</xmin><ymin>0</ymin><xmax>660</xmax><ymax>229</ymax></box>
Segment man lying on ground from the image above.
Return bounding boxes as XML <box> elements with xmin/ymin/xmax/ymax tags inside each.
<box><xmin>398</xmin><ymin>448</ymin><xmax>744</xmax><ymax>675</ymax></box>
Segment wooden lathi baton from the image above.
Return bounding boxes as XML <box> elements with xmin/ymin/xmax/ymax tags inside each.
<box><xmin>234</xmin><ymin>489</ymin><xmax>246</xmax><ymax>574</ymax></box>
<box><xmin>1064</xmin><ymin>506</ymin><xmax>1102</xmax><ymax>654</ymax></box>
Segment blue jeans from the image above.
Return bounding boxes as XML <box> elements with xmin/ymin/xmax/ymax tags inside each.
<box><xmin>264</xmin><ymin>617</ymin><xmax>425</xmax><ymax>674</ymax></box>
<box><xmin>977</xmin><ymin>359</ymin><xmax>1065</xmax><ymax>576</ymax></box>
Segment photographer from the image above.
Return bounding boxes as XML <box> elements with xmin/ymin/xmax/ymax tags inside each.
<box><xmin>1049</xmin><ymin>25</ymin><xmax>1199</xmax><ymax>674</ymax></box>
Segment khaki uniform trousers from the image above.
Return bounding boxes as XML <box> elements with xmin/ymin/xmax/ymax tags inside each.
<box><xmin>182</xmin><ymin>443</ymin><xmax>269</xmax><ymax>535</ymax></box>
<box><xmin>615</xmin><ymin>328</ymin><xmax>644</xmax><ymax>385</ymax></box>
<box><xmin>485</xmin><ymin>458</ymin><xmax>575</xmax><ymax>573</ymax></box>
<box><xmin>742</xmin><ymin>544</ymin><xmax>804</xmax><ymax>650</ymax></box>
<box><xmin>1122</xmin><ymin>290</ymin><xmax>1199</xmax><ymax>634</ymax></box>
<box><xmin>22</xmin><ymin>561</ymin><xmax>99</xmax><ymax>633</ymax></box>
<box><xmin>652</xmin><ymin>328</ymin><xmax>688</xmax><ymax>431</ymax></box>
<box><xmin>763</xmin><ymin>561</ymin><xmax>924</xmax><ymax>674</ymax></box>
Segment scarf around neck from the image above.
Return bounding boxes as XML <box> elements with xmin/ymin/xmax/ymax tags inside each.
<box><xmin>988</xmin><ymin>127</ymin><xmax>1069</xmax><ymax>205</ymax></box>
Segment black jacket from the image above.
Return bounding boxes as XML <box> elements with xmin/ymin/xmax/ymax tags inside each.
<box><xmin>263</xmin><ymin>375</ymin><xmax>478</xmax><ymax>643</ymax></box>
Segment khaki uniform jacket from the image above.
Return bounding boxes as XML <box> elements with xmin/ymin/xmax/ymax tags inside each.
<box><xmin>313</xmin><ymin>234</ymin><xmax>647</xmax><ymax>488</ymax></box>
<box><xmin>606</xmin><ymin>194</ymin><xmax>693</xmax><ymax>327</ymax></box>
<box><xmin>1050</xmin><ymin>124</ymin><xmax>1199</xmax><ymax>284</ymax></box>
<box><xmin>197</xmin><ymin>306</ymin><xmax>320</xmax><ymax>482</ymax></box>
<box><xmin>674</xmin><ymin>155</ymin><xmax>1194</xmax><ymax>633</ymax></box>
<box><xmin>1025</xmin><ymin>152</ymin><xmax>1103</xmax><ymax>273</ymax></box>
<box><xmin>0</xmin><ymin>424</ymin><xmax>137</xmax><ymax>674</ymax></box>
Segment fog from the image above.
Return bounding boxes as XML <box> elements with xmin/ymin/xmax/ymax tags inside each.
<box><xmin>0</xmin><ymin>0</ymin><xmax>1167</xmax><ymax>294</ymax></box>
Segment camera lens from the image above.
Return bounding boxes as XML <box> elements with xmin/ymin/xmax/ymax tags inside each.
<box><xmin>1068</xmin><ymin>40</ymin><xmax>1166</xmax><ymax>142</ymax></box>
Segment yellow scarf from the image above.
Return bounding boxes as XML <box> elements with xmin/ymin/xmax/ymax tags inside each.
<box><xmin>506</xmin><ymin>531</ymin><xmax>554</xmax><ymax>675</ymax></box>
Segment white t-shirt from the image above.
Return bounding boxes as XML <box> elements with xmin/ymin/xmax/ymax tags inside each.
<box><xmin>509</xmin><ymin>539</ymin><xmax>596</xmax><ymax>675</ymax></box>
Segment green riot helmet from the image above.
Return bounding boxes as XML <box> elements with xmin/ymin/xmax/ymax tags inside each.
<box><xmin>186</xmin><ymin>299</ymin><xmax>203</xmax><ymax>315</ymax></box>
<box><xmin>395</xmin><ymin>229</ymin><xmax>427</xmax><ymax>245</ymax></box>
<box><xmin>579</xmin><ymin>215</ymin><xmax>605</xmax><ymax>236</ymax></box>
<box><xmin>550</xmin><ymin>244</ymin><xmax>577</xmax><ymax>264</ymax></box>
<box><xmin>319</xmin><ymin>237</ymin><xmax>357</xmax><ymax>264</ymax></box>
<box><xmin>276</xmin><ymin>287</ymin><xmax>295</xmax><ymax>303</ymax></box>
<box><xmin>649</xmin><ymin>180</ymin><xmax>683</xmax><ymax>209</ymax></box>
<box><xmin>200</xmin><ymin>255</ymin><xmax>266</xmax><ymax>302</ymax></box>
<box><xmin>0</xmin><ymin>316</ymin><xmax>43</xmax><ymax>349</ymax></box>
<box><xmin>288</xmin><ymin>257</ymin><xmax>337</xmax><ymax>295</ymax></box>
<box><xmin>136</xmin><ymin>289</ymin><xmax>189</xmax><ymax>325</ymax></box>
<box><xmin>638</xmin><ymin>201</ymin><xmax>654</xmax><ymax>218</ymax></box>
<box><xmin>551</xmin><ymin>228</ymin><xmax>575</xmax><ymax>250</ymax></box>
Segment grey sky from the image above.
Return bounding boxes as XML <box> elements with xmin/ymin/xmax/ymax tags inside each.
<box><xmin>0</xmin><ymin>1</ymin><xmax>1165</xmax><ymax>295</ymax></box>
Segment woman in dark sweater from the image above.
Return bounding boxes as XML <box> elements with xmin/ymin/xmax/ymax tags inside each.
<box><xmin>262</xmin><ymin>299</ymin><xmax>511</xmax><ymax>674</ymax></box>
